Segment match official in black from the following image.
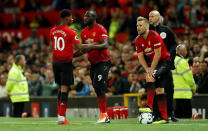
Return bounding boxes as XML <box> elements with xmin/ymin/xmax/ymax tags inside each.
<box><xmin>149</xmin><ymin>10</ymin><xmax>178</xmax><ymax>122</ymax></box>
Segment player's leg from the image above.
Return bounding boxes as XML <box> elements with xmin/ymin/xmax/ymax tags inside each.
<box><xmin>58</xmin><ymin>85</ymin><xmax>69</xmax><ymax>125</ymax></box>
<box><xmin>91</xmin><ymin>62</ymin><xmax>110</xmax><ymax>124</ymax></box>
<box><xmin>152</xmin><ymin>63</ymin><xmax>169</xmax><ymax>124</ymax></box>
<box><xmin>53</xmin><ymin>63</ymin><xmax>61</xmax><ymax>117</ymax></box>
<box><xmin>146</xmin><ymin>82</ymin><xmax>155</xmax><ymax>110</ymax></box>
<box><xmin>165</xmin><ymin>73</ymin><xmax>174</xmax><ymax>117</ymax></box>
<box><xmin>152</xmin><ymin>92</ymin><xmax>160</xmax><ymax>121</ymax></box>
<box><xmin>165</xmin><ymin>72</ymin><xmax>178</xmax><ymax>122</ymax></box>
<box><xmin>139</xmin><ymin>78</ymin><xmax>155</xmax><ymax>113</ymax></box>
<box><xmin>55</xmin><ymin>62</ymin><xmax>73</xmax><ymax>125</ymax></box>
<box><xmin>155</xmin><ymin>87</ymin><xmax>167</xmax><ymax>120</ymax></box>
<box><xmin>57</xmin><ymin>88</ymin><xmax>61</xmax><ymax>117</ymax></box>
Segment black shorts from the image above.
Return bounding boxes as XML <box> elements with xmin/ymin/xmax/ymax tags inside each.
<box><xmin>153</xmin><ymin>60</ymin><xmax>171</xmax><ymax>88</ymax></box>
<box><xmin>53</xmin><ymin>62</ymin><xmax>74</xmax><ymax>86</ymax></box>
<box><xmin>90</xmin><ymin>62</ymin><xmax>111</xmax><ymax>96</ymax></box>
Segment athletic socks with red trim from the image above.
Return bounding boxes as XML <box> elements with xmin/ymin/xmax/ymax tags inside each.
<box><xmin>59</xmin><ymin>92</ymin><xmax>68</xmax><ymax>116</ymax></box>
<box><xmin>157</xmin><ymin>94</ymin><xmax>168</xmax><ymax>120</ymax></box>
<box><xmin>147</xmin><ymin>87</ymin><xmax>155</xmax><ymax>109</ymax></box>
<box><xmin>97</xmin><ymin>95</ymin><xmax>107</xmax><ymax>113</ymax></box>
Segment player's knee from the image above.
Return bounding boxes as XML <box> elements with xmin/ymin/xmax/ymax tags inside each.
<box><xmin>146</xmin><ymin>82</ymin><xmax>155</xmax><ymax>89</ymax></box>
<box><xmin>155</xmin><ymin>88</ymin><xmax>164</xmax><ymax>95</ymax></box>
<box><xmin>94</xmin><ymin>88</ymin><xmax>105</xmax><ymax>96</ymax></box>
<box><xmin>156</xmin><ymin>94</ymin><xmax>166</xmax><ymax>100</ymax></box>
<box><xmin>93</xmin><ymin>83</ymin><xmax>106</xmax><ymax>96</ymax></box>
<box><xmin>60</xmin><ymin>85</ymin><xmax>69</xmax><ymax>92</ymax></box>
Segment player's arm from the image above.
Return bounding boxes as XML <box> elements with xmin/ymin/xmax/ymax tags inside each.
<box><xmin>73</xmin><ymin>31</ymin><xmax>95</xmax><ymax>57</ymax></box>
<box><xmin>150</xmin><ymin>47</ymin><xmax>161</xmax><ymax>71</ymax></box>
<box><xmin>137</xmin><ymin>52</ymin><xmax>149</xmax><ymax>72</ymax></box>
<box><xmin>74</xmin><ymin>39</ymin><xmax>109</xmax><ymax>57</ymax></box>
<box><xmin>73</xmin><ymin>43</ymin><xmax>92</xmax><ymax>57</ymax></box>
<box><xmin>91</xmin><ymin>39</ymin><xmax>109</xmax><ymax>49</ymax></box>
<box><xmin>90</xmin><ymin>27</ymin><xmax>109</xmax><ymax>49</ymax></box>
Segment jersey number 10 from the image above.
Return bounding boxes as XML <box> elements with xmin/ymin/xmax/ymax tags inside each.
<box><xmin>54</xmin><ymin>36</ymin><xmax>65</xmax><ymax>51</ymax></box>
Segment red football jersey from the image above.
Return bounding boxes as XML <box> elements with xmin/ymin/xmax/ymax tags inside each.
<box><xmin>50</xmin><ymin>25</ymin><xmax>80</xmax><ymax>63</ymax></box>
<box><xmin>135</xmin><ymin>30</ymin><xmax>170</xmax><ymax>62</ymax></box>
<box><xmin>81</xmin><ymin>23</ymin><xmax>110</xmax><ymax>65</ymax></box>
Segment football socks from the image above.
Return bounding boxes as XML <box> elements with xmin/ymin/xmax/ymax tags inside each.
<box><xmin>97</xmin><ymin>95</ymin><xmax>107</xmax><ymax>113</ymax></box>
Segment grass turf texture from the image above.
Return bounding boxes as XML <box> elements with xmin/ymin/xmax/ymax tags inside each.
<box><xmin>0</xmin><ymin>117</ymin><xmax>207</xmax><ymax>131</ymax></box>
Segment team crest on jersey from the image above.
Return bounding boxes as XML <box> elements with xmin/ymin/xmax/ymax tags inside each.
<box><xmin>142</xmin><ymin>44</ymin><xmax>144</xmax><ymax>47</ymax></box>
<box><xmin>148</xmin><ymin>41</ymin><xmax>151</xmax><ymax>46</ymax></box>
<box><xmin>86</xmin><ymin>38</ymin><xmax>94</xmax><ymax>44</ymax></box>
<box><xmin>75</xmin><ymin>36</ymin><xmax>79</xmax><ymax>40</ymax></box>
<box><xmin>92</xmin><ymin>32</ymin><xmax>96</xmax><ymax>37</ymax></box>
<box><xmin>144</xmin><ymin>48</ymin><xmax>152</xmax><ymax>52</ymax></box>
<box><xmin>160</xmin><ymin>32</ymin><xmax>167</xmax><ymax>39</ymax></box>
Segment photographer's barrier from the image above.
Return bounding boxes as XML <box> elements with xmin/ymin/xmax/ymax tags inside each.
<box><xmin>0</xmin><ymin>95</ymin><xmax>123</xmax><ymax>117</ymax></box>
<box><xmin>0</xmin><ymin>94</ymin><xmax>207</xmax><ymax>118</ymax></box>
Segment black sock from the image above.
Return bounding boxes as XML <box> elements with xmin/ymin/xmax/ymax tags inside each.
<box><xmin>157</xmin><ymin>94</ymin><xmax>166</xmax><ymax>100</ymax></box>
<box><xmin>60</xmin><ymin>92</ymin><xmax>68</xmax><ymax>102</ymax></box>
<box><xmin>58</xmin><ymin>90</ymin><xmax>61</xmax><ymax>100</ymax></box>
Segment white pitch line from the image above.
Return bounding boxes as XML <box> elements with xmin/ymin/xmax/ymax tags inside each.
<box><xmin>0</xmin><ymin>121</ymin><xmax>83</xmax><ymax>125</ymax></box>
<box><xmin>1</xmin><ymin>121</ymin><xmax>208</xmax><ymax>126</ymax></box>
<box><xmin>0</xmin><ymin>122</ymin><xmax>56</xmax><ymax>125</ymax></box>
<box><xmin>168</xmin><ymin>123</ymin><xmax>208</xmax><ymax>126</ymax></box>
<box><xmin>71</xmin><ymin>121</ymin><xmax>95</xmax><ymax>123</ymax></box>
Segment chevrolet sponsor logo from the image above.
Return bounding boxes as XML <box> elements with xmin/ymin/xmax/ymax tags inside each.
<box><xmin>144</xmin><ymin>48</ymin><xmax>152</xmax><ymax>52</ymax></box>
<box><xmin>86</xmin><ymin>39</ymin><xmax>94</xmax><ymax>44</ymax></box>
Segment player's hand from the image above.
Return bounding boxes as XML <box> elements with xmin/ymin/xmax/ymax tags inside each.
<box><xmin>145</xmin><ymin>74</ymin><xmax>155</xmax><ymax>82</ymax></box>
<box><xmin>82</xmin><ymin>44</ymin><xmax>95</xmax><ymax>51</ymax></box>
<box><xmin>146</xmin><ymin>68</ymin><xmax>154</xmax><ymax>76</ymax></box>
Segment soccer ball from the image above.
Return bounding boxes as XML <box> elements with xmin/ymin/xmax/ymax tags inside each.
<box><xmin>138</xmin><ymin>112</ymin><xmax>153</xmax><ymax>124</ymax></box>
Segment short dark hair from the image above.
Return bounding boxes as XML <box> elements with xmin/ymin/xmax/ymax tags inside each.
<box><xmin>60</xmin><ymin>9</ymin><xmax>71</xmax><ymax>19</ymax></box>
<box><xmin>15</xmin><ymin>55</ymin><xmax>25</xmax><ymax>64</ymax></box>
<box><xmin>87</xmin><ymin>10</ymin><xmax>97</xmax><ymax>17</ymax></box>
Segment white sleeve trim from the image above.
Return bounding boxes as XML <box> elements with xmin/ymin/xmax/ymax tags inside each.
<box><xmin>154</xmin><ymin>43</ymin><xmax>161</xmax><ymax>46</ymax></box>
<box><xmin>101</xmin><ymin>34</ymin><xmax>108</xmax><ymax>37</ymax></box>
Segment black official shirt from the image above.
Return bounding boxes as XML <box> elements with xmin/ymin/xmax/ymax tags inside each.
<box><xmin>150</xmin><ymin>24</ymin><xmax>177</xmax><ymax>69</ymax></box>
<box><xmin>150</xmin><ymin>24</ymin><xmax>177</xmax><ymax>56</ymax></box>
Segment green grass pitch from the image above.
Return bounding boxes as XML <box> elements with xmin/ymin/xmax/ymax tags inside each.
<box><xmin>0</xmin><ymin>117</ymin><xmax>207</xmax><ymax>131</ymax></box>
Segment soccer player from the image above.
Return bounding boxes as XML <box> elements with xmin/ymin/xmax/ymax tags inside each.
<box><xmin>81</xmin><ymin>10</ymin><xmax>111</xmax><ymax>124</ymax></box>
<box><xmin>50</xmin><ymin>9</ymin><xmax>96</xmax><ymax>125</ymax></box>
<box><xmin>149</xmin><ymin>10</ymin><xmax>178</xmax><ymax>122</ymax></box>
<box><xmin>135</xmin><ymin>16</ymin><xmax>170</xmax><ymax>124</ymax></box>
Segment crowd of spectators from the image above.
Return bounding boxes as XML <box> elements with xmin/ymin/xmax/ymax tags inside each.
<box><xmin>0</xmin><ymin>0</ymin><xmax>208</xmax><ymax>98</ymax></box>
<box><xmin>0</xmin><ymin>28</ymin><xmax>208</xmax><ymax>97</ymax></box>
<box><xmin>1</xmin><ymin>0</ymin><xmax>208</xmax><ymax>30</ymax></box>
